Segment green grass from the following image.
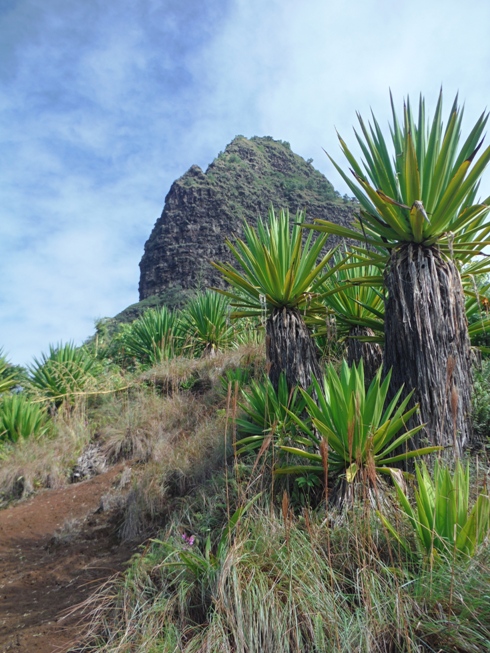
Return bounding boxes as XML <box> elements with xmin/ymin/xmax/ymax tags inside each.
<box><xmin>74</xmin><ymin>481</ymin><xmax>490</xmax><ymax>653</ymax></box>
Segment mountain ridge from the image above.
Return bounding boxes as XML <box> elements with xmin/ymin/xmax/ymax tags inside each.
<box><xmin>137</xmin><ymin>135</ymin><xmax>356</xmax><ymax>305</ymax></box>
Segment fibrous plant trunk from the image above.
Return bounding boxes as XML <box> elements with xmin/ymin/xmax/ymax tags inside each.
<box><xmin>266</xmin><ymin>307</ymin><xmax>322</xmax><ymax>392</ymax></box>
<box><xmin>347</xmin><ymin>326</ymin><xmax>383</xmax><ymax>386</ymax></box>
<box><xmin>384</xmin><ymin>244</ymin><xmax>472</xmax><ymax>454</ymax></box>
<box><xmin>328</xmin><ymin>471</ymin><xmax>393</xmax><ymax>517</ymax></box>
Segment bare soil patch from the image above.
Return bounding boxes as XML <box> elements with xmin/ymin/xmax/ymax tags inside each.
<box><xmin>0</xmin><ymin>466</ymin><xmax>138</xmax><ymax>653</ymax></box>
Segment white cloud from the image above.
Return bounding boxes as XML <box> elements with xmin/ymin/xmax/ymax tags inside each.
<box><xmin>1</xmin><ymin>0</ymin><xmax>490</xmax><ymax>365</ymax></box>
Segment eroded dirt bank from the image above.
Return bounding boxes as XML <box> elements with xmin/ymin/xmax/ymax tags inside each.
<box><xmin>0</xmin><ymin>467</ymin><xmax>137</xmax><ymax>653</ymax></box>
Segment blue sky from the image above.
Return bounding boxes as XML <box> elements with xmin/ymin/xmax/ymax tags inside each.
<box><xmin>1</xmin><ymin>0</ymin><xmax>490</xmax><ymax>366</ymax></box>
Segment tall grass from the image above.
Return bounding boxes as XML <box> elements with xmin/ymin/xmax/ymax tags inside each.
<box><xmin>0</xmin><ymin>407</ymin><xmax>92</xmax><ymax>501</ymax></box>
<box><xmin>74</xmin><ymin>487</ymin><xmax>490</xmax><ymax>653</ymax></box>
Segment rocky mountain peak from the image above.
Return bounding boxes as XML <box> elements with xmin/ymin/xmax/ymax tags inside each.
<box><xmin>138</xmin><ymin>136</ymin><xmax>356</xmax><ymax>303</ymax></box>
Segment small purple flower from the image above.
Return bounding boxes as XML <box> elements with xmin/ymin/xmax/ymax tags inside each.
<box><xmin>181</xmin><ymin>533</ymin><xmax>195</xmax><ymax>547</ymax></box>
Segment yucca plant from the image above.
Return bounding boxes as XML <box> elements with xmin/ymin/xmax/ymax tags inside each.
<box><xmin>276</xmin><ymin>360</ymin><xmax>441</xmax><ymax>490</ymax></box>
<box><xmin>313</xmin><ymin>251</ymin><xmax>384</xmax><ymax>381</ymax></box>
<box><xmin>180</xmin><ymin>291</ymin><xmax>235</xmax><ymax>357</ymax></box>
<box><xmin>120</xmin><ymin>305</ymin><xmax>182</xmax><ymax>366</ymax></box>
<box><xmin>382</xmin><ymin>460</ymin><xmax>490</xmax><ymax>560</ymax></box>
<box><xmin>28</xmin><ymin>342</ymin><xmax>99</xmax><ymax>407</ymax></box>
<box><xmin>306</xmin><ymin>93</ymin><xmax>490</xmax><ymax>451</ymax></box>
<box><xmin>234</xmin><ymin>373</ymin><xmax>308</xmax><ymax>454</ymax></box>
<box><xmin>212</xmin><ymin>207</ymin><xmax>342</xmax><ymax>391</ymax></box>
<box><xmin>0</xmin><ymin>393</ymin><xmax>49</xmax><ymax>443</ymax></box>
<box><xmin>464</xmin><ymin>276</ymin><xmax>490</xmax><ymax>351</ymax></box>
<box><xmin>0</xmin><ymin>349</ymin><xmax>18</xmax><ymax>395</ymax></box>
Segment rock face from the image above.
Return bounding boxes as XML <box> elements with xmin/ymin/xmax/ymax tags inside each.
<box><xmin>139</xmin><ymin>136</ymin><xmax>356</xmax><ymax>301</ymax></box>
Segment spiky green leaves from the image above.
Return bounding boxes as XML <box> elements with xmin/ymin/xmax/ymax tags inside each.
<box><xmin>179</xmin><ymin>291</ymin><xmax>235</xmax><ymax>356</ymax></box>
<box><xmin>0</xmin><ymin>394</ymin><xmax>49</xmax><ymax>443</ymax></box>
<box><xmin>0</xmin><ymin>350</ymin><xmax>18</xmax><ymax>395</ymax></box>
<box><xmin>276</xmin><ymin>360</ymin><xmax>441</xmax><ymax>482</ymax></box>
<box><xmin>313</xmin><ymin>252</ymin><xmax>385</xmax><ymax>342</ymax></box>
<box><xmin>382</xmin><ymin>460</ymin><xmax>490</xmax><ymax>560</ymax></box>
<box><xmin>234</xmin><ymin>373</ymin><xmax>308</xmax><ymax>454</ymax></box>
<box><xmin>29</xmin><ymin>342</ymin><xmax>100</xmax><ymax>406</ymax></box>
<box><xmin>119</xmin><ymin>306</ymin><xmax>182</xmax><ymax>366</ymax></box>
<box><xmin>212</xmin><ymin>207</ymin><xmax>340</xmax><ymax>318</ymax></box>
<box><xmin>307</xmin><ymin>92</ymin><xmax>490</xmax><ymax>259</ymax></box>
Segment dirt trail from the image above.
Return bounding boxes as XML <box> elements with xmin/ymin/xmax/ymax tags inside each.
<box><xmin>0</xmin><ymin>467</ymin><xmax>137</xmax><ymax>653</ymax></box>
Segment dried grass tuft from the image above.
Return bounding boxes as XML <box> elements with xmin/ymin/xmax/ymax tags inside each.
<box><xmin>0</xmin><ymin>409</ymin><xmax>92</xmax><ymax>503</ymax></box>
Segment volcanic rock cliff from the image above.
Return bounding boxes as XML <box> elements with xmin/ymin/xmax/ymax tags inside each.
<box><xmin>138</xmin><ymin>136</ymin><xmax>356</xmax><ymax>302</ymax></box>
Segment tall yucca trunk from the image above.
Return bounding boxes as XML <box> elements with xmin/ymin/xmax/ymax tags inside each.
<box><xmin>266</xmin><ymin>307</ymin><xmax>322</xmax><ymax>392</ymax></box>
<box><xmin>347</xmin><ymin>326</ymin><xmax>383</xmax><ymax>386</ymax></box>
<box><xmin>384</xmin><ymin>244</ymin><xmax>472</xmax><ymax>454</ymax></box>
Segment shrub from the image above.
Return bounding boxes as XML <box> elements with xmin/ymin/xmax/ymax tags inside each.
<box><xmin>118</xmin><ymin>306</ymin><xmax>182</xmax><ymax>366</ymax></box>
<box><xmin>179</xmin><ymin>291</ymin><xmax>235</xmax><ymax>356</ymax></box>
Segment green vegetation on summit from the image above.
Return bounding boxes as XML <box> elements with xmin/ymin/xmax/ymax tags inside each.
<box><xmin>138</xmin><ymin>135</ymin><xmax>356</xmax><ymax>303</ymax></box>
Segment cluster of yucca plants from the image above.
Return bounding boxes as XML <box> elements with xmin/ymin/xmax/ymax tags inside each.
<box><xmin>59</xmin><ymin>92</ymin><xmax>490</xmax><ymax>653</ymax></box>
<box><xmin>0</xmin><ymin>343</ymin><xmax>102</xmax><ymax>448</ymax></box>
<box><xmin>304</xmin><ymin>92</ymin><xmax>490</xmax><ymax>452</ymax></box>
<box><xmin>109</xmin><ymin>292</ymin><xmax>247</xmax><ymax>369</ymax></box>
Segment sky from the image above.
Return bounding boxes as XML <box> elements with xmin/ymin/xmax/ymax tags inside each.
<box><xmin>1</xmin><ymin>0</ymin><xmax>490</xmax><ymax>366</ymax></box>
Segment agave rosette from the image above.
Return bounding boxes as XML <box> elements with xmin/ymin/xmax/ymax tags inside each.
<box><xmin>211</xmin><ymin>207</ymin><xmax>343</xmax><ymax>319</ymax></box>
<box><xmin>275</xmin><ymin>360</ymin><xmax>441</xmax><ymax>482</ymax></box>
<box><xmin>304</xmin><ymin>92</ymin><xmax>490</xmax><ymax>263</ymax></box>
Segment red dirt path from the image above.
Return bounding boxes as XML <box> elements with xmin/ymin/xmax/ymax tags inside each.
<box><xmin>0</xmin><ymin>467</ymin><xmax>137</xmax><ymax>653</ymax></box>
